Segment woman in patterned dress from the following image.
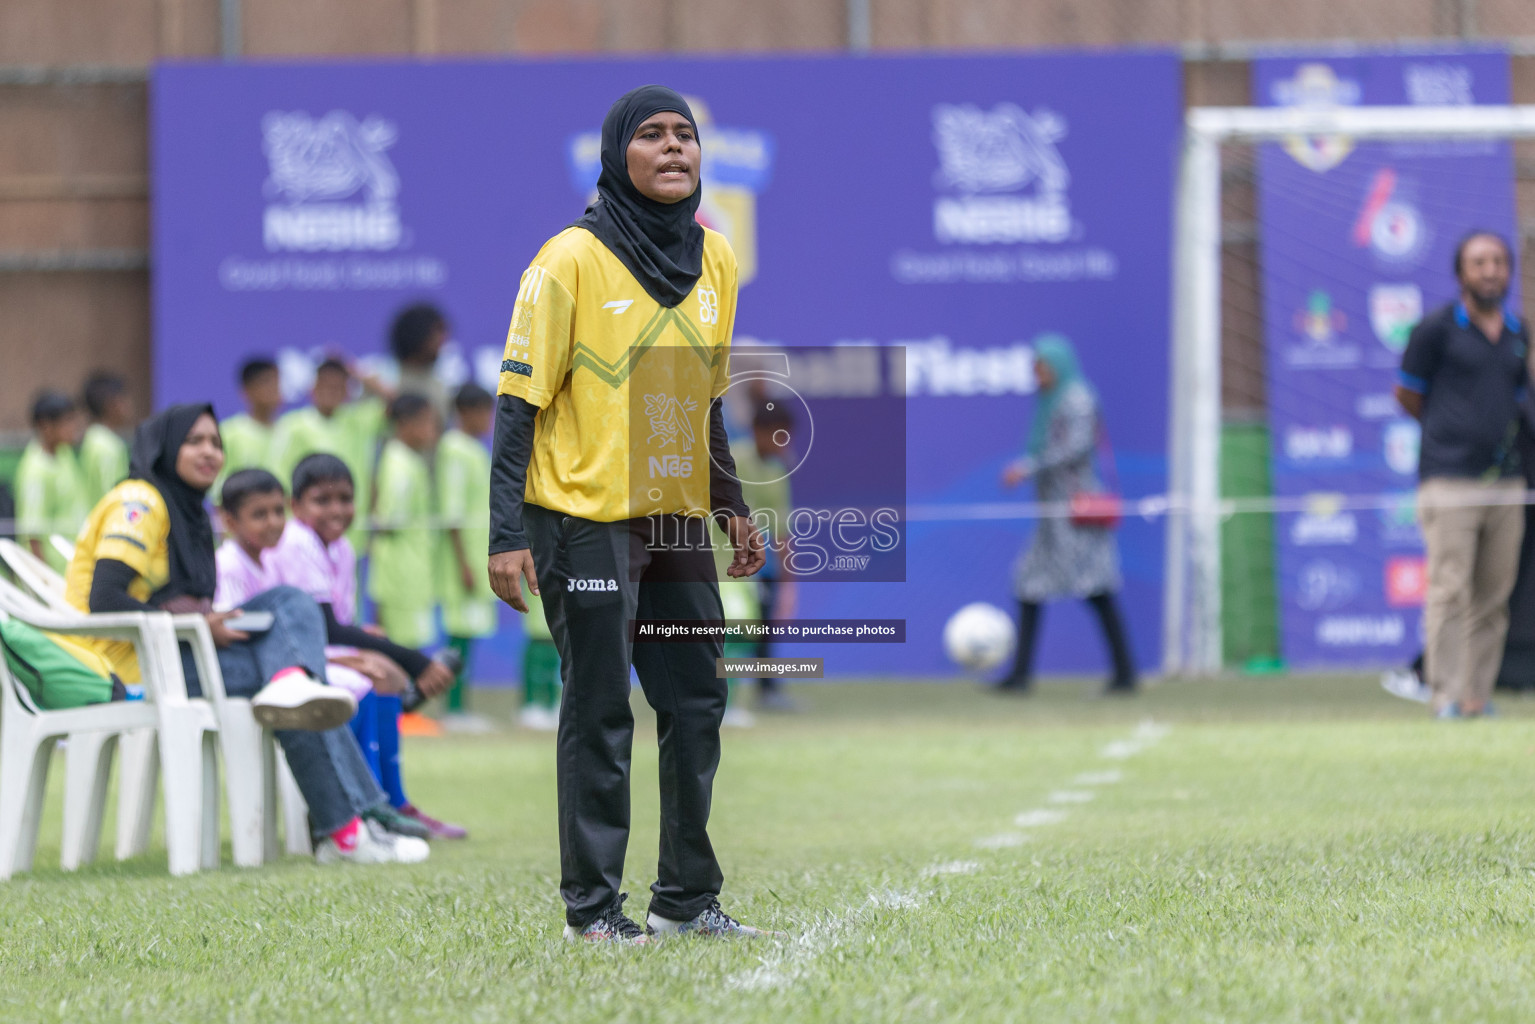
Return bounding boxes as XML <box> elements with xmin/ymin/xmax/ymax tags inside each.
<box><xmin>998</xmin><ymin>336</ymin><xmax>1137</xmax><ymax>695</ymax></box>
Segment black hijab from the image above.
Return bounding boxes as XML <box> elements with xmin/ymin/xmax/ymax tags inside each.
<box><xmin>572</xmin><ymin>85</ymin><xmax>705</xmax><ymax>308</ymax></box>
<box><xmin>129</xmin><ymin>403</ymin><xmax>218</xmax><ymax>604</ymax></box>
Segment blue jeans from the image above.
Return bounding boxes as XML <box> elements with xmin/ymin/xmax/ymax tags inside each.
<box><xmin>179</xmin><ymin>585</ymin><xmax>386</xmax><ymax>837</ymax></box>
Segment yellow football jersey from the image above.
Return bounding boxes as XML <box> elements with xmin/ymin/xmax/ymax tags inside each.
<box><xmin>64</xmin><ymin>480</ymin><xmax>173</xmax><ymax>684</ymax></box>
<box><xmin>498</xmin><ymin>225</ymin><xmax>738</xmax><ymax>522</ymax></box>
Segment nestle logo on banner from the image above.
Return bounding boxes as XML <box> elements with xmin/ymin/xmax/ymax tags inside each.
<box><xmin>262</xmin><ymin>111</ymin><xmax>404</xmax><ymax>252</ymax></box>
<box><xmin>931</xmin><ymin>104</ymin><xmax>1072</xmax><ymax>245</ymax></box>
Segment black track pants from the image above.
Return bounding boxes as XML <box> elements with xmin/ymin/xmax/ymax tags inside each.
<box><xmin>525</xmin><ymin>504</ymin><xmax>728</xmax><ymax>928</ymax></box>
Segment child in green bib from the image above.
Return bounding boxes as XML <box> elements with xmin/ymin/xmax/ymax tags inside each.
<box><xmin>78</xmin><ymin>371</ymin><xmax>132</xmax><ymax>507</ymax></box>
<box><xmin>271</xmin><ymin>357</ymin><xmax>385</xmax><ymax>548</ymax></box>
<box><xmin>436</xmin><ymin>383</ymin><xmax>497</xmax><ymax>716</ymax></box>
<box><xmin>368</xmin><ymin>394</ymin><xmax>439</xmax><ymax>649</ymax></box>
<box><xmin>15</xmin><ymin>391</ymin><xmax>89</xmax><ymax>572</ymax></box>
<box><xmin>214</xmin><ymin>356</ymin><xmax>283</xmax><ymax>503</ymax></box>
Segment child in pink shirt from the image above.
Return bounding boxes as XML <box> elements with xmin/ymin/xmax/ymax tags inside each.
<box><xmin>216</xmin><ymin>470</ymin><xmax>378</xmax><ymax>702</ymax></box>
<box><xmin>274</xmin><ymin>454</ymin><xmax>464</xmax><ymax>840</ymax></box>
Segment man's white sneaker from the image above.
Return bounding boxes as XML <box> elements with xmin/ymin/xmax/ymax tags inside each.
<box><xmin>251</xmin><ymin>672</ymin><xmax>357</xmax><ymax>731</ymax></box>
<box><xmin>1380</xmin><ymin>668</ymin><xmax>1430</xmax><ymax>704</ymax></box>
<box><xmin>314</xmin><ymin>820</ymin><xmax>430</xmax><ymax>865</ymax></box>
<box><xmin>647</xmin><ymin>897</ymin><xmax>781</xmax><ymax>939</ymax></box>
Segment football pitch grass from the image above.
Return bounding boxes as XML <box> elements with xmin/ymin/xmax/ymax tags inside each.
<box><xmin>6</xmin><ymin>676</ymin><xmax>1535</xmax><ymax>1022</ymax></box>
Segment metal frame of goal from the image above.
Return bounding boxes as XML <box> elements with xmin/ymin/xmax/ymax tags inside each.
<box><xmin>1165</xmin><ymin>104</ymin><xmax>1535</xmax><ymax>677</ymax></box>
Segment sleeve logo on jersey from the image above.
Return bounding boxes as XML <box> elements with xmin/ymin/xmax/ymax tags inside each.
<box><xmin>501</xmin><ymin>359</ymin><xmax>532</xmax><ymax>377</ymax></box>
<box><xmin>122</xmin><ymin>500</ymin><xmax>150</xmax><ymax>525</ymax></box>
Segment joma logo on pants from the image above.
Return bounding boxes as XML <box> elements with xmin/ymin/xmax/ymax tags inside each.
<box><xmin>568</xmin><ymin>578</ymin><xmax>619</xmax><ymax>592</ymax></box>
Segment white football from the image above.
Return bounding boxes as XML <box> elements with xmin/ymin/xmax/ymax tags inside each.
<box><xmin>943</xmin><ymin>602</ymin><xmax>1015</xmax><ymax>672</ymax></box>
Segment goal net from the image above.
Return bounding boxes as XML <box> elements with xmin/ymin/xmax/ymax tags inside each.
<box><xmin>1166</xmin><ymin>102</ymin><xmax>1535</xmax><ymax>676</ymax></box>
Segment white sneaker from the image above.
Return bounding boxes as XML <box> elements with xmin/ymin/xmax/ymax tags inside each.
<box><xmin>518</xmin><ymin>705</ymin><xmax>560</xmax><ymax>731</ymax></box>
<box><xmin>252</xmin><ymin>672</ymin><xmax>357</xmax><ymax>731</ymax></box>
<box><xmin>1380</xmin><ymin>668</ymin><xmax>1430</xmax><ymax>704</ymax></box>
<box><xmin>314</xmin><ymin>820</ymin><xmax>430</xmax><ymax>865</ymax></box>
<box><xmin>369</xmin><ymin>820</ymin><xmax>430</xmax><ymax>863</ymax></box>
<box><xmin>440</xmin><ymin>711</ymin><xmax>498</xmax><ymax>734</ymax></box>
<box><xmin>646</xmin><ymin>897</ymin><xmax>781</xmax><ymax>938</ymax></box>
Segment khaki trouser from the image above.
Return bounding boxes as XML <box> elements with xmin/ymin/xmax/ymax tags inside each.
<box><xmin>1418</xmin><ymin>477</ymin><xmax>1526</xmax><ymax>711</ymax></box>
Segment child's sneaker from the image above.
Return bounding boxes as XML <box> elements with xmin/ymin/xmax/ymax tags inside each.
<box><xmin>563</xmin><ymin>893</ymin><xmax>650</xmax><ymax>945</ymax></box>
<box><xmin>519</xmin><ymin>705</ymin><xmax>559</xmax><ymax>731</ymax></box>
<box><xmin>315</xmin><ymin>818</ymin><xmax>429</xmax><ymax>865</ymax></box>
<box><xmin>646</xmin><ymin>897</ymin><xmax>781</xmax><ymax>939</ymax></box>
<box><xmin>251</xmin><ymin>670</ymin><xmax>356</xmax><ymax>731</ymax></box>
<box><xmin>399</xmin><ymin>803</ymin><xmax>468</xmax><ymax>840</ymax></box>
<box><xmin>362</xmin><ymin>804</ymin><xmax>430</xmax><ymax>840</ymax></box>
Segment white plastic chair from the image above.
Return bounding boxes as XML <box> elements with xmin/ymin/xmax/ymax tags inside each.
<box><xmin>0</xmin><ymin>550</ymin><xmax>311</xmax><ymax>867</ymax></box>
<box><xmin>0</xmin><ymin>586</ymin><xmax>220</xmax><ymax>878</ymax></box>
<box><xmin>170</xmin><ymin>613</ymin><xmax>312</xmax><ymax>861</ymax></box>
<box><xmin>0</xmin><ymin>539</ymin><xmax>163</xmax><ymax>851</ymax></box>
<box><xmin>0</xmin><ymin>539</ymin><xmax>70</xmax><ymax>613</ymax></box>
<box><xmin>0</xmin><ymin>538</ymin><xmax>311</xmax><ymax>862</ymax></box>
<box><xmin>49</xmin><ymin>535</ymin><xmax>76</xmax><ymax>566</ymax></box>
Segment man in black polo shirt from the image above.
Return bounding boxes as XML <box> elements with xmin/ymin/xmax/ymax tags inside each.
<box><xmin>1395</xmin><ymin>231</ymin><xmax>1530</xmax><ymax>717</ymax></box>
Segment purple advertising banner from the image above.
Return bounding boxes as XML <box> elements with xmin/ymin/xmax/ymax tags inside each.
<box><xmin>1254</xmin><ymin>50</ymin><xmax>1515</xmax><ymax>668</ymax></box>
<box><xmin>153</xmin><ymin>53</ymin><xmax>1180</xmax><ymax>679</ymax></box>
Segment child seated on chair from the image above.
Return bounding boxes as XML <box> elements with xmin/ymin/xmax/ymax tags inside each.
<box><xmin>265</xmin><ymin>457</ymin><xmax>465</xmax><ymax>840</ymax></box>
<box><xmin>71</xmin><ymin>407</ymin><xmax>428</xmax><ymax>866</ymax></box>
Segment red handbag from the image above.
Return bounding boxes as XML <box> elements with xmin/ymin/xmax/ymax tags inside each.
<box><xmin>1069</xmin><ymin>428</ymin><xmax>1122</xmax><ymax>530</ymax></box>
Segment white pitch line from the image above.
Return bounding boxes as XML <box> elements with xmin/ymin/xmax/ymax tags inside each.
<box><xmin>1073</xmin><ymin>769</ymin><xmax>1123</xmax><ymax>786</ymax></box>
<box><xmin>726</xmin><ymin>891</ymin><xmax>926</xmax><ymax>992</ymax></box>
<box><xmin>1047</xmin><ymin>789</ymin><xmax>1095</xmax><ymax>804</ymax></box>
<box><xmin>1014</xmin><ymin>808</ymin><xmax>1069</xmax><ymax>828</ymax></box>
<box><xmin>922</xmin><ymin>859</ymin><xmax>982</xmax><ymax>877</ymax></box>
<box><xmin>1100</xmin><ymin>720</ymin><xmax>1169</xmax><ymax>761</ymax></box>
<box><xmin>731</xmin><ymin>722</ymin><xmax>1169</xmax><ymax>992</ymax></box>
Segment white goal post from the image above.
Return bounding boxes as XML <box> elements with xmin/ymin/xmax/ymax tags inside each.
<box><xmin>1165</xmin><ymin>104</ymin><xmax>1535</xmax><ymax>677</ymax></box>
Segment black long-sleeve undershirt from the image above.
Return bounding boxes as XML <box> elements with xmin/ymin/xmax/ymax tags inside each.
<box><xmin>487</xmin><ymin>393</ymin><xmax>750</xmax><ymax>554</ymax></box>
<box><xmin>488</xmin><ymin>393</ymin><xmax>537</xmax><ymax>555</ymax></box>
<box><xmin>707</xmin><ymin>398</ymin><xmax>749</xmax><ymax>525</ymax></box>
<box><xmin>318</xmin><ymin>602</ymin><xmax>432</xmax><ymax>677</ymax></box>
<box><xmin>89</xmin><ymin>559</ymin><xmax>156</xmax><ymax>614</ymax></box>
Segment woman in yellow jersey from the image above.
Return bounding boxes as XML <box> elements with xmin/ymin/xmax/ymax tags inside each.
<box><xmin>67</xmin><ymin>405</ymin><xmax>429</xmax><ymax>865</ymax></box>
<box><xmin>488</xmin><ymin>85</ymin><xmax>768</xmax><ymax>944</ymax></box>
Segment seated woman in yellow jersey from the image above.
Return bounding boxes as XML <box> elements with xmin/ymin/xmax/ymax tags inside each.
<box><xmin>65</xmin><ymin>404</ymin><xmax>430</xmax><ymax>866</ymax></box>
